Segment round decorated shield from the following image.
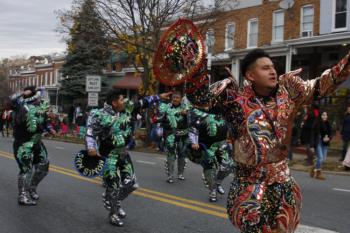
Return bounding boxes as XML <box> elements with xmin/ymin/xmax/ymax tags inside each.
<box><xmin>74</xmin><ymin>150</ymin><xmax>105</xmax><ymax>178</ymax></box>
<box><xmin>153</xmin><ymin>18</ymin><xmax>205</xmax><ymax>86</ymax></box>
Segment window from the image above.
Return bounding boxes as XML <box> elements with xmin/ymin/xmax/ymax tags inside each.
<box><xmin>273</xmin><ymin>10</ymin><xmax>284</xmax><ymax>41</ymax></box>
<box><xmin>50</xmin><ymin>72</ymin><xmax>54</xmax><ymax>85</ymax></box>
<box><xmin>247</xmin><ymin>19</ymin><xmax>258</xmax><ymax>48</ymax></box>
<box><xmin>45</xmin><ymin>72</ymin><xmax>48</xmax><ymax>86</ymax></box>
<box><xmin>333</xmin><ymin>0</ymin><xmax>347</xmax><ymax>30</ymax></box>
<box><xmin>301</xmin><ymin>5</ymin><xmax>314</xmax><ymax>37</ymax></box>
<box><xmin>225</xmin><ymin>23</ymin><xmax>235</xmax><ymax>50</ymax></box>
<box><xmin>206</xmin><ymin>29</ymin><xmax>215</xmax><ymax>54</ymax></box>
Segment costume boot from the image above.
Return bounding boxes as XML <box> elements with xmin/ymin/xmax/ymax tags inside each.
<box><xmin>18</xmin><ymin>174</ymin><xmax>36</xmax><ymax>206</ymax></box>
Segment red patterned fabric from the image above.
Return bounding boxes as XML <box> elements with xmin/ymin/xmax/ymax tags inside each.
<box><xmin>153</xmin><ymin>18</ymin><xmax>205</xmax><ymax>86</ymax></box>
<box><xmin>224</xmin><ymin>50</ymin><xmax>350</xmax><ymax>232</ymax></box>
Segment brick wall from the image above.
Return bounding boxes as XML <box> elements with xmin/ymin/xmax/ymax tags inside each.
<box><xmin>201</xmin><ymin>0</ymin><xmax>320</xmax><ymax>53</ymax></box>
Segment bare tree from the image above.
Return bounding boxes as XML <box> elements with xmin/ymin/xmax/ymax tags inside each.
<box><xmin>93</xmin><ymin>0</ymin><xmax>185</xmax><ymax>95</ymax></box>
<box><xmin>0</xmin><ymin>59</ymin><xmax>11</xmax><ymax>106</ymax></box>
<box><xmin>57</xmin><ymin>0</ymin><xmax>239</xmax><ymax>94</ymax></box>
<box><xmin>94</xmin><ymin>0</ymin><xmax>236</xmax><ymax>94</ymax></box>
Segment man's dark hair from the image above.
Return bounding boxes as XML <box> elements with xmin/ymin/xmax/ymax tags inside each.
<box><xmin>106</xmin><ymin>89</ymin><xmax>123</xmax><ymax>105</ymax></box>
<box><xmin>241</xmin><ymin>49</ymin><xmax>270</xmax><ymax>76</ymax></box>
<box><xmin>23</xmin><ymin>86</ymin><xmax>37</xmax><ymax>98</ymax></box>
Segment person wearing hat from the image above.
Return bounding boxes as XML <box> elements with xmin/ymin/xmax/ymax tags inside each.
<box><xmin>85</xmin><ymin>88</ymin><xmax>171</xmax><ymax>227</ymax></box>
<box><xmin>187</xmin><ymin>102</ymin><xmax>234</xmax><ymax>202</ymax></box>
<box><xmin>10</xmin><ymin>86</ymin><xmax>54</xmax><ymax>206</ymax></box>
<box><xmin>156</xmin><ymin>91</ymin><xmax>189</xmax><ymax>183</ymax></box>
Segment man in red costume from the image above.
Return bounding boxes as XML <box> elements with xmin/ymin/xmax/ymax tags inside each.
<box><xmin>153</xmin><ymin>18</ymin><xmax>350</xmax><ymax>233</ymax></box>
<box><xmin>224</xmin><ymin>49</ymin><xmax>349</xmax><ymax>233</ymax></box>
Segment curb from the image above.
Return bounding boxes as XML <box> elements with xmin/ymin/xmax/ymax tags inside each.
<box><xmin>44</xmin><ymin>137</ymin><xmax>350</xmax><ymax>176</ymax></box>
<box><xmin>290</xmin><ymin>167</ymin><xmax>350</xmax><ymax>177</ymax></box>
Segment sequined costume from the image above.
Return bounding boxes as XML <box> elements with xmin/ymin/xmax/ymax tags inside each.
<box><xmin>187</xmin><ymin>107</ymin><xmax>234</xmax><ymax>201</ymax></box>
<box><xmin>85</xmin><ymin>95</ymin><xmax>159</xmax><ymax>226</ymax></box>
<box><xmin>153</xmin><ymin>17</ymin><xmax>350</xmax><ymax>232</ymax></box>
<box><xmin>157</xmin><ymin>102</ymin><xmax>189</xmax><ymax>182</ymax></box>
<box><xmin>11</xmin><ymin>90</ymin><xmax>51</xmax><ymax>206</ymax></box>
<box><xmin>223</xmin><ymin>52</ymin><xmax>350</xmax><ymax>233</ymax></box>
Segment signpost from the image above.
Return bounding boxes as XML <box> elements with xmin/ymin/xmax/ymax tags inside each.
<box><xmin>86</xmin><ymin>75</ymin><xmax>101</xmax><ymax>107</ymax></box>
<box><xmin>86</xmin><ymin>75</ymin><xmax>101</xmax><ymax>92</ymax></box>
<box><xmin>88</xmin><ymin>92</ymin><xmax>99</xmax><ymax>107</ymax></box>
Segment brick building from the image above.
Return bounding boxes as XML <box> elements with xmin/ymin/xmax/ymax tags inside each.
<box><xmin>9</xmin><ymin>55</ymin><xmax>64</xmax><ymax>111</ymax></box>
<box><xmin>199</xmin><ymin>0</ymin><xmax>350</xmax><ymax>87</ymax></box>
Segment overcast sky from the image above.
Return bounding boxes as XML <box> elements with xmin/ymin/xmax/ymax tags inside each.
<box><xmin>0</xmin><ymin>0</ymin><xmax>73</xmax><ymax>59</ymax></box>
<box><xmin>0</xmin><ymin>0</ymin><xmax>219</xmax><ymax>60</ymax></box>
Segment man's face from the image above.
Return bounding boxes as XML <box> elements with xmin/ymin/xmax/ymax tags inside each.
<box><xmin>171</xmin><ymin>94</ymin><xmax>182</xmax><ymax>106</ymax></box>
<box><xmin>112</xmin><ymin>95</ymin><xmax>124</xmax><ymax>112</ymax></box>
<box><xmin>246</xmin><ymin>57</ymin><xmax>278</xmax><ymax>90</ymax></box>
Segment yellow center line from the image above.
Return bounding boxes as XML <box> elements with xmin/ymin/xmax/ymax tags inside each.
<box><xmin>0</xmin><ymin>151</ymin><xmax>228</xmax><ymax>218</ymax></box>
<box><xmin>0</xmin><ymin>150</ymin><xmax>226</xmax><ymax>212</ymax></box>
<box><xmin>137</xmin><ymin>188</ymin><xmax>227</xmax><ymax>212</ymax></box>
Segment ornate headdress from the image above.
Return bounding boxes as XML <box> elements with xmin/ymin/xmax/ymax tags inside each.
<box><xmin>154</xmin><ymin>18</ymin><xmax>238</xmax><ymax>108</ymax></box>
<box><xmin>153</xmin><ymin>18</ymin><xmax>205</xmax><ymax>86</ymax></box>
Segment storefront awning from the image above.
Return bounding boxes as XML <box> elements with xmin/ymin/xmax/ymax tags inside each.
<box><xmin>113</xmin><ymin>73</ymin><xmax>142</xmax><ymax>90</ymax></box>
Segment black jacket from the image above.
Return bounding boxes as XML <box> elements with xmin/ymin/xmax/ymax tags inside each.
<box><xmin>313</xmin><ymin>119</ymin><xmax>332</xmax><ymax>147</ymax></box>
<box><xmin>341</xmin><ymin>113</ymin><xmax>350</xmax><ymax>141</ymax></box>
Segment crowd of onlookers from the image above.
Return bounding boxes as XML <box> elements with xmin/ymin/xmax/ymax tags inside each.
<box><xmin>288</xmin><ymin>103</ymin><xmax>350</xmax><ymax>175</ymax></box>
<box><xmin>2</xmin><ymin>99</ymin><xmax>350</xmax><ymax>173</ymax></box>
<box><xmin>0</xmin><ymin>106</ymin><xmax>88</xmax><ymax>139</ymax></box>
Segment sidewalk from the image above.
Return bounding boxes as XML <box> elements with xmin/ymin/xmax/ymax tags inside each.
<box><xmin>289</xmin><ymin>148</ymin><xmax>350</xmax><ymax>176</ymax></box>
<box><xmin>43</xmin><ymin>135</ymin><xmax>350</xmax><ymax>176</ymax></box>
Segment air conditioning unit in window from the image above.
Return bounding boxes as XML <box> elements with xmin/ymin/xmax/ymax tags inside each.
<box><xmin>301</xmin><ymin>30</ymin><xmax>313</xmax><ymax>37</ymax></box>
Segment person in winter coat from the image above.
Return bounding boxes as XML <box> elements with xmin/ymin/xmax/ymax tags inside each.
<box><xmin>310</xmin><ymin>111</ymin><xmax>332</xmax><ymax>180</ymax></box>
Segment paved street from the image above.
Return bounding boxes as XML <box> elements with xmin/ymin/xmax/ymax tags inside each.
<box><xmin>0</xmin><ymin>137</ymin><xmax>349</xmax><ymax>233</ymax></box>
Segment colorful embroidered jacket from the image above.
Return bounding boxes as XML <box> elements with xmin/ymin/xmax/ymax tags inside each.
<box><xmin>220</xmin><ymin>51</ymin><xmax>350</xmax><ymax>182</ymax></box>
<box><xmin>11</xmin><ymin>92</ymin><xmax>51</xmax><ymax>143</ymax></box>
<box><xmin>188</xmin><ymin>108</ymin><xmax>227</xmax><ymax>147</ymax></box>
<box><xmin>86</xmin><ymin>96</ymin><xmax>160</xmax><ymax>156</ymax></box>
<box><xmin>157</xmin><ymin>102</ymin><xmax>188</xmax><ymax>136</ymax></box>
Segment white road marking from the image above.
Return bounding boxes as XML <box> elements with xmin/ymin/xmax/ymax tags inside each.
<box><xmin>54</xmin><ymin>146</ymin><xmax>65</xmax><ymax>150</ymax></box>
<box><xmin>136</xmin><ymin>160</ymin><xmax>156</xmax><ymax>165</ymax></box>
<box><xmin>296</xmin><ymin>225</ymin><xmax>338</xmax><ymax>233</ymax></box>
<box><xmin>333</xmin><ymin>188</ymin><xmax>350</xmax><ymax>193</ymax></box>
<box><xmin>155</xmin><ymin>157</ymin><xmax>166</xmax><ymax>161</ymax></box>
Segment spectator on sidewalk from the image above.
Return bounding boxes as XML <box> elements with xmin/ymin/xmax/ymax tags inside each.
<box><xmin>343</xmin><ymin>147</ymin><xmax>350</xmax><ymax>170</ymax></box>
<box><xmin>340</xmin><ymin>106</ymin><xmax>350</xmax><ymax>162</ymax></box>
<box><xmin>301</xmin><ymin>105</ymin><xmax>318</xmax><ymax>165</ymax></box>
<box><xmin>310</xmin><ymin>111</ymin><xmax>332</xmax><ymax>180</ymax></box>
<box><xmin>0</xmin><ymin>109</ymin><xmax>4</xmax><ymax>137</ymax></box>
<box><xmin>288</xmin><ymin>110</ymin><xmax>305</xmax><ymax>160</ymax></box>
<box><xmin>75</xmin><ymin>112</ymin><xmax>87</xmax><ymax>138</ymax></box>
<box><xmin>60</xmin><ymin>116</ymin><xmax>69</xmax><ymax>137</ymax></box>
<box><xmin>2</xmin><ymin>108</ymin><xmax>13</xmax><ymax>137</ymax></box>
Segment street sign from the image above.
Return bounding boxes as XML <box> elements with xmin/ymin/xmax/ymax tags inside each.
<box><xmin>88</xmin><ymin>92</ymin><xmax>99</xmax><ymax>106</ymax></box>
<box><xmin>86</xmin><ymin>75</ymin><xmax>101</xmax><ymax>92</ymax></box>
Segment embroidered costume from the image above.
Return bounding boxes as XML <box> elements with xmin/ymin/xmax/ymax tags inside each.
<box><xmin>224</xmin><ymin>53</ymin><xmax>350</xmax><ymax>233</ymax></box>
<box><xmin>153</xmin><ymin>17</ymin><xmax>350</xmax><ymax>233</ymax></box>
<box><xmin>188</xmin><ymin>107</ymin><xmax>234</xmax><ymax>202</ymax></box>
<box><xmin>11</xmin><ymin>89</ymin><xmax>51</xmax><ymax>206</ymax></box>
<box><xmin>85</xmin><ymin>95</ymin><xmax>160</xmax><ymax>226</ymax></box>
<box><xmin>157</xmin><ymin>101</ymin><xmax>189</xmax><ymax>183</ymax></box>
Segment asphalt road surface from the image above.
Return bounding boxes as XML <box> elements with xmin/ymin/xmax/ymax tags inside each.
<box><xmin>0</xmin><ymin>137</ymin><xmax>349</xmax><ymax>233</ymax></box>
